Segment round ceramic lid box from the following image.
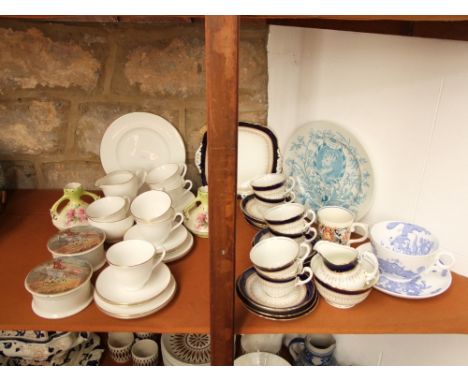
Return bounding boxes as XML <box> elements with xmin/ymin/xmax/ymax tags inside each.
<box><xmin>47</xmin><ymin>226</ymin><xmax>106</xmax><ymax>272</ymax></box>
<box><xmin>24</xmin><ymin>258</ymin><xmax>93</xmax><ymax>319</ymax></box>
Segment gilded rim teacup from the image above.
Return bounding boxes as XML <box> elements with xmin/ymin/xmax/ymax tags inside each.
<box><xmin>146</xmin><ymin>163</ymin><xmax>187</xmax><ymax>190</ymax></box>
<box><xmin>130</xmin><ymin>190</ymin><xmax>172</xmax><ymax>223</ymax></box>
<box><xmin>106</xmin><ymin>240</ymin><xmax>166</xmax><ymax>290</ymax></box>
<box><xmin>317</xmin><ymin>206</ymin><xmax>368</xmax><ymax>245</ymax></box>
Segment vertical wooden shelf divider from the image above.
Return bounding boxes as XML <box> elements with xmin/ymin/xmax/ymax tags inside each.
<box><xmin>205</xmin><ymin>16</ymin><xmax>240</xmax><ymax>365</ymax></box>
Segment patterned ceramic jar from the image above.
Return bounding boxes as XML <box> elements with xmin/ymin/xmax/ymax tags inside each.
<box><xmin>131</xmin><ymin>339</ymin><xmax>159</xmax><ymax>366</ymax></box>
<box><xmin>107</xmin><ymin>332</ymin><xmax>134</xmax><ymax>364</ymax></box>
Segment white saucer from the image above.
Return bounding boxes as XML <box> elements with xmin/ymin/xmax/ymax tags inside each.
<box><xmin>95</xmin><ymin>263</ymin><xmax>172</xmax><ymax>305</ymax></box>
<box><xmin>173</xmin><ymin>191</ymin><xmax>196</xmax><ymax>213</ymax></box>
<box><xmin>165</xmin><ymin>232</ymin><xmax>194</xmax><ymax>263</ymax></box>
<box><xmin>31</xmin><ymin>294</ymin><xmax>93</xmax><ymax>319</ymax></box>
<box><xmin>124</xmin><ymin>224</ymin><xmax>188</xmax><ymax>252</ymax></box>
<box><xmin>94</xmin><ymin>276</ymin><xmax>177</xmax><ymax>319</ymax></box>
<box><xmin>243</xmin><ymin>197</ymin><xmax>269</xmax><ymax>222</ymax></box>
<box><xmin>357</xmin><ymin>243</ymin><xmax>453</xmax><ymax>299</ymax></box>
<box><xmin>245</xmin><ymin>272</ymin><xmax>307</xmax><ymax>309</ymax></box>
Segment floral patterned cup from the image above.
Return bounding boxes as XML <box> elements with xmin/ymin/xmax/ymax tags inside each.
<box><xmin>317</xmin><ymin>206</ymin><xmax>368</xmax><ymax>245</ymax></box>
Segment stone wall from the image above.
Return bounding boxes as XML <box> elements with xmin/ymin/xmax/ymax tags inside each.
<box><xmin>0</xmin><ymin>20</ymin><xmax>268</xmax><ymax>190</ymax></box>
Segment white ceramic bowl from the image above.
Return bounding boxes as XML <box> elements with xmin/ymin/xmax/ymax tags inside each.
<box><xmin>131</xmin><ymin>339</ymin><xmax>159</xmax><ymax>366</ymax></box>
<box><xmin>47</xmin><ymin>226</ymin><xmax>106</xmax><ymax>271</ymax></box>
<box><xmin>24</xmin><ymin>258</ymin><xmax>93</xmax><ymax>319</ymax></box>
<box><xmin>234</xmin><ymin>352</ymin><xmax>290</xmax><ymax>366</ymax></box>
<box><xmin>86</xmin><ymin>196</ymin><xmax>129</xmax><ymax>223</ymax></box>
<box><xmin>88</xmin><ymin>215</ymin><xmax>134</xmax><ymax>243</ymax></box>
<box><xmin>240</xmin><ymin>334</ymin><xmax>283</xmax><ymax>355</ymax></box>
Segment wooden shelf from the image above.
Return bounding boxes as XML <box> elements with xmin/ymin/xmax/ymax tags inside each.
<box><xmin>234</xmin><ymin>202</ymin><xmax>468</xmax><ymax>334</ymax></box>
<box><xmin>0</xmin><ymin>190</ymin><xmax>209</xmax><ymax>333</ymax></box>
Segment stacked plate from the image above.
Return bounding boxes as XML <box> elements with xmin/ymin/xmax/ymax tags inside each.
<box><xmin>124</xmin><ymin>224</ymin><xmax>194</xmax><ymax>263</ymax></box>
<box><xmin>93</xmin><ymin>263</ymin><xmax>177</xmax><ymax>319</ymax></box>
<box><xmin>236</xmin><ymin>268</ymin><xmax>319</xmax><ymax>321</ymax></box>
<box><xmin>161</xmin><ymin>333</ymin><xmax>211</xmax><ymax>366</ymax></box>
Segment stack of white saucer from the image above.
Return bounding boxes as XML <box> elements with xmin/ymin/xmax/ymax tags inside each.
<box><xmin>94</xmin><ymin>240</ymin><xmax>177</xmax><ymax>319</ymax></box>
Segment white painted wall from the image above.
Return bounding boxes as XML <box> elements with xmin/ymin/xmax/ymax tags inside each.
<box><xmin>267</xmin><ymin>25</ymin><xmax>468</xmax><ymax>366</ymax></box>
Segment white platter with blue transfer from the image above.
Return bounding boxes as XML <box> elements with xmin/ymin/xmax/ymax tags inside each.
<box><xmin>357</xmin><ymin>243</ymin><xmax>452</xmax><ymax>299</ymax></box>
<box><xmin>283</xmin><ymin>121</ymin><xmax>374</xmax><ymax>220</ymax></box>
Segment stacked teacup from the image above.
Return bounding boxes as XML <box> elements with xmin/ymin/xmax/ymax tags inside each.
<box><xmin>264</xmin><ymin>203</ymin><xmax>318</xmax><ymax>246</ymax></box>
<box><xmin>86</xmin><ymin>196</ymin><xmax>134</xmax><ymax>242</ymax></box>
<box><xmin>250</xmin><ymin>173</ymin><xmax>296</xmax><ymax>215</ymax></box>
<box><xmin>130</xmin><ymin>190</ymin><xmax>184</xmax><ymax>247</ymax></box>
<box><xmin>250</xmin><ymin>237</ymin><xmax>312</xmax><ymax>298</ymax></box>
<box><xmin>145</xmin><ymin>163</ymin><xmax>193</xmax><ymax>211</ymax></box>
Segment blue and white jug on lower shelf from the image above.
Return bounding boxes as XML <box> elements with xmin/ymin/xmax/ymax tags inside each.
<box><xmin>288</xmin><ymin>334</ymin><xmax>337</xmax><ymax>366</ymax></box>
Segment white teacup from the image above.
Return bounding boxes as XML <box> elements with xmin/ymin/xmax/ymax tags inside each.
<box><xmin>88</xmin><ymin>214</ymin><xmax>134</xmax><ymax>242</ymax></box>
<box><xmin>137</xmin><ymin>211</ymin><xmax>184</xmax><ymax>245</ymax></box>
<box><xmin>317</xmin><ymin>206</ymin><xmax>368</xmax><ymax>245</ymax></box>
<box><xmin>258</xmin><ymin>267</ymin><xmax>313</xmax><ymax>298</ymax></box>
<box><xmin>146</xmin><ymin>163</ymin><xmax>187</xmax><ymax>190</ymax></box>
<box><xmin>106</xmin><ymin>240</ymin><xmax>166</xmax><ymax>290</ymax></box>
<box><xmin>150</xmin><ymin>177</ymin><xmax>193</xmax><ymax>203</ymax></box>
<box><xmin>95</xmin><ymin>170</ymin><xmax>146</xmax><ymax>200</ymax></box>
<box><xmin>131</xmin><ymin>190</ymin><xmax>172</xmax><ymax>223</ymax></box>
<box><xmin>251</xmin><ymin>173</ymin><xmax>296</xmax><ymax>200</ymax></box>
<box><xmin>86</xmin><ymin>196</ymin><xmax>129</xmax><ymax>223</ymax></box>
<box><xmin>250</xmin><ymin>236</ymin><xmax>310</xmax><ymax>274</ymax></box>
<box><xmin>264</xmin><ymin>203</ymin><xmax>317</xmax><ymax>237</ymax></box>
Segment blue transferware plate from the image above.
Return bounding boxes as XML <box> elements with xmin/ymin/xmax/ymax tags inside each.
<box><xmin>283</xmin><ymin>121</ymin><xmax>374</xmax><ymax>220</ymax></box>
<box><xmin>357</xmin><ymin>243</ymin><xmax>452</xmax><ymax>299</ymax></box>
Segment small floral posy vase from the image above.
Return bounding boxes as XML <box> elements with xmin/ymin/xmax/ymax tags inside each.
<box><xmin>183</xmin><ymin>186</ymin><xmax>208</xmax><ymax>238</ymax></box>
<box><xmin>50</xmin><ymin>182</ymin><xmax>100</xmax><ymax>230</ymax></box>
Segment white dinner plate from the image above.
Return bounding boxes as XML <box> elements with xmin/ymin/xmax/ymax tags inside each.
<box><xmin>94</xmin><ymin>276</ymin><xmax>177</xmax><ymax>319</ymax></box>
<box><xmin>100</xmin><ymin>112</ymin><xmax>186</xmax><ymax>173</ymax></box>
<box><xmin>95</xmin><ymin>263</ymin><xmax>172</xmax><ymax>306</ymax></box>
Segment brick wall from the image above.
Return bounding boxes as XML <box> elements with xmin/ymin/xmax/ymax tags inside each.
<box><xmin>0</xmin><ymin>20</ymin><xmax>268</xmax><ymax>190</ymax></box>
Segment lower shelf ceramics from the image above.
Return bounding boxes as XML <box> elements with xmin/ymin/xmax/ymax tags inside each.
<box><xmin>31</xmin><ymin>294</ymin><xmax>94</xmax><ymax>320</ymax></box>
<box><xmin>95</xmin><ymin>263</ymin><xmax>172</xmax><ymax>306</ymax></box>
<box><xmin>93</xmin><ymin>276</ymin><xmax>177</xmax><ymax>319</ymax></box>
<box><xmin>357</xmin><ymin>243</ymin><xmax>453</xmax><ymax>299</ymax></box>
<box><xmin>161</xmin><ymin>333</ymin><xmax>211</xmax><ymax>366</ymax></box>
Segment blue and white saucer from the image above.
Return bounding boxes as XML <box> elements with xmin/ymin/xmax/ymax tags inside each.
<box><xmin>357</xmin><ymin>243</ymin><xmax>452</xmax><ymax>299</ymax></box>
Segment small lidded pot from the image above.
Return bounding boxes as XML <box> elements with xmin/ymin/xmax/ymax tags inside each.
<box><xmin>47</xmin><ymin>226</ymin><xmax>106</xmax><ymax>272</ymax></box>
<box><xmin>311</xmin><ymin>240</ymin><xmax>379</xmax><ymax>309</ymax></box>
<box><xmin>24</xmin><ymin>258</ymin><xmax>93</xmax><ymax>319</ymax></box>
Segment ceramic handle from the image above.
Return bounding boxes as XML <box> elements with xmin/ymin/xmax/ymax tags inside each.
<box><xmin>179</xmin><ymin>163</ymin><xmax>188</xmax><ymax>178</ymax></box>
<box><xmin>152</xmin><ymin>247</ymin><xmax>167</xmax><ymax>270</ymax></box>
<box><xmin>50</xmin><ymin>194</ymin><xmax>69</xmax><ymax>220</ymax></box>
<box><xmin>183</xmin><ymin>198</ymin><xmax>201</xmax><ymax>219</ymax></box>
<box><xmin>349</xmin><ymin>222</ymin><xmax>369</xmax><ymax>245</ymax></box>
<box><xmin>359</xmin><ymin>251</ymin><xmax>380</xmax><ymax>286</ymax></box>
<box><xmin>285</xmin><ymin>177</ymin><xmax>296</xmax><ymax>193</ymax></box>
<box><xmin>285</xmin><ymin>191</ymin><xmax>296</xmax><ymax>203</ymax></box>
<box><xmin>303</xmin><ymin>227</ymin><xmax>318</xmax><ymax>243</ymax></box>
<box><xmin>82</xmin><ymin>190</ymin><xmax>100</xmax><ymax>201</ymax></box>
<box><xmin>297</xmin><ymin>243</ymin><xmax>311</xmax><ymax>264</ymax></box>
<box><xmin>305</xmin><ymin>208</ymin><xmax>316</xmax><ymax>225</ymax></box>
<box><xmin>288</xmin><ymin>337</ymin><xmax>305</xmax><ymax>361</ymax></box>
<box><xmin>295</xmin><ymin>267</ymin><xmax>313</xmax><ymax>286</ymax></box>
<box><xmin>181</xmin><ymin>180</ymin><xmax>193</xmax><ymax>197</ymax></box>
<box><xmin>170</xmin><ymin>212</ymin><xmax>184</xmax><ymax>233</ymax></box>
<box><xmin>431</xmin><ymin>250</ymin><xmax>456</xmax><ymax>271</ymax></box>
